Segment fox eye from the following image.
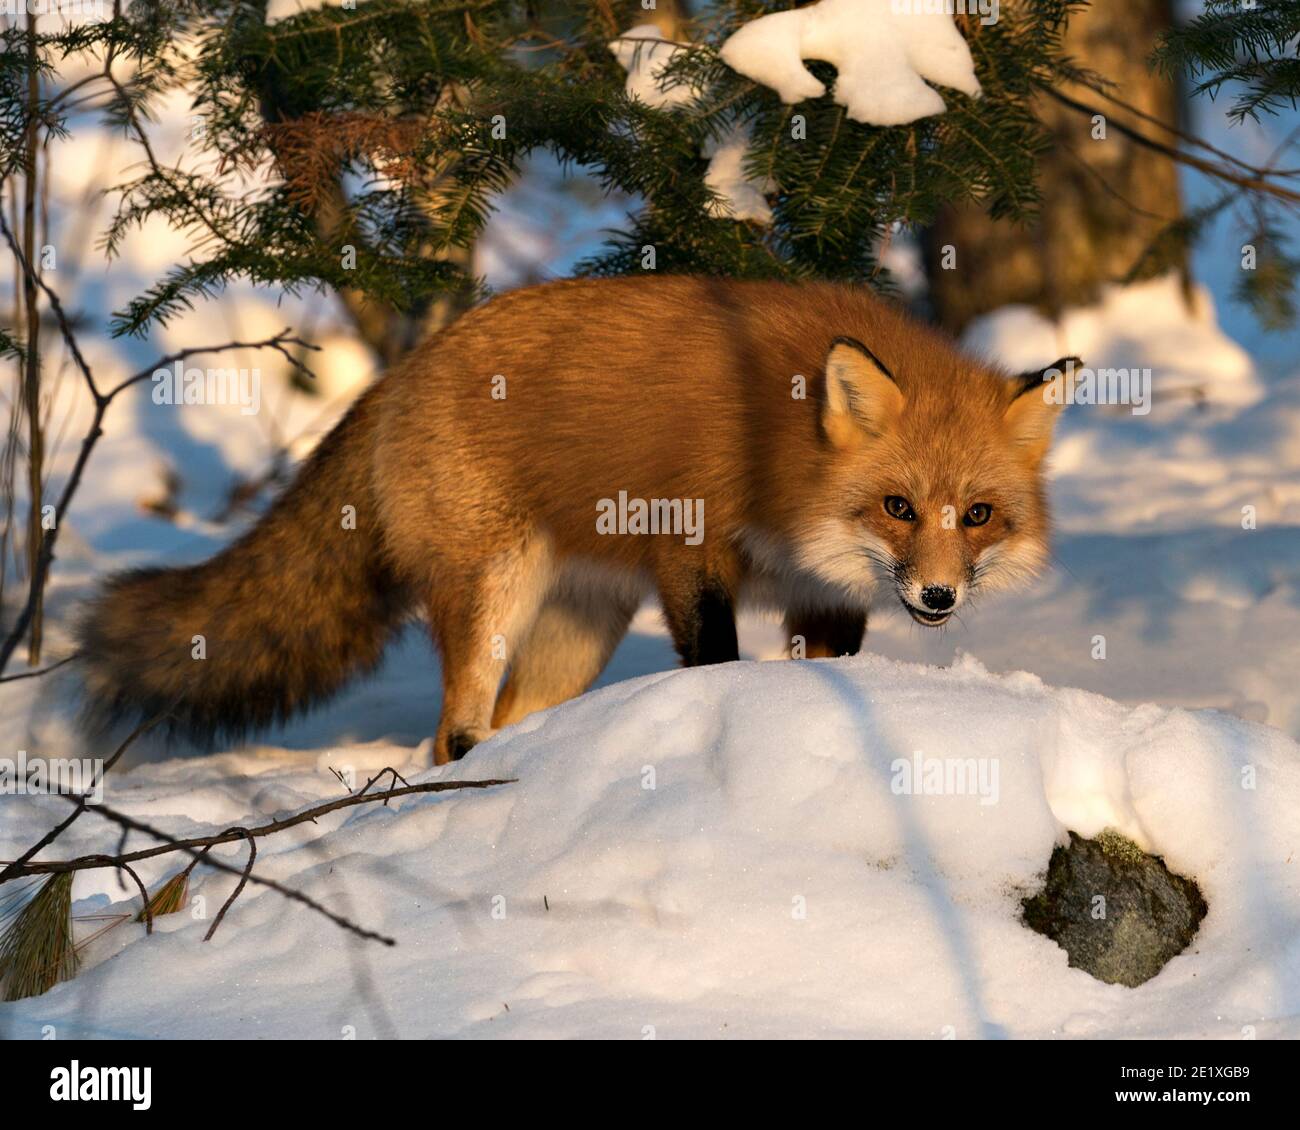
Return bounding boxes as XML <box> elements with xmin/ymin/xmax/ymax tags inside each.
<box><xmin>964</xmin><ymin>503</ymin><xmax>993</xmax><ymax>527</ymax></box>
<box><xmin>884</xmin><ymin>496</ymin><xmax>916</xmax><ymax>521</ymax></box>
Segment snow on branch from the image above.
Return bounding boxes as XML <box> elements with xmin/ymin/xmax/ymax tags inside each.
<box><xmin>610</xmin><ymin>24</ymin><xmax>774</xmax><ymax>224</ymax></box>
<box><xmin>608</xmin><ymin>25</ymin><xmax>696</xmax><ymax>112</ymax></box>
<box><xmin>719</xmin><ymin>0</ymin><xmax>983</xmax><ymax>126</ymax></box>
<box><xmin>702</xmin><ymin>124</ymin><xmax>775</xmax><ymax>225</ymax></box>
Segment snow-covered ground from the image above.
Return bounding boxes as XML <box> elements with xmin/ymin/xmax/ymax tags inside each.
<box><xmin>4</xmin><ymin>654</ymin><xmax>1300</xmax><ymax>1039</ymax></box>
<box><xmin>2</xmin><ymin>24</ymin><xmax>1300</xmax><ymax>1038</ymax></box>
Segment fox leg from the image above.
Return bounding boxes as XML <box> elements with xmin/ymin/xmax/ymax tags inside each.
<box><xmin>430</xmin><ymin>536</ymin><xmax>552</xmax><ymax>765</ymax></box>
<box><xmin>654</xmin><ymin>550</ymin><xmax>741</xmax><ymax>667</ymax></box>
<box><xmin>785</xmin><ymin>607</ymin><xmax>867</xmax><ymax>659</ymax></box>
<box><xmin>490</xmin><ymin>588</ymin><xmax>637</xmax><ymax>729</ymax></box>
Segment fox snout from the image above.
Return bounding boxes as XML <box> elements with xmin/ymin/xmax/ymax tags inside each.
<box><xmin>920</xmin><ymin>584</ymin><xmax>956</xmax><ymax>612</ymax></box>
<box><xmin>901</xmin><ymin>579</ymin><xmax>961</xmax><ymax>626</ymax></box>
<box><xmin>892</xmin><ymin>522</ymin><xmax>972</xmax><ymax>626</ymax></box>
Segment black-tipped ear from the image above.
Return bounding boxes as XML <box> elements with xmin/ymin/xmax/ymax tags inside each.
<box><xmin>1005</xmin><ymin>356</ymin><xmax>1082</xmax><ymax>461</ymax></box>
<box><xmin>823</xmin><ymin>337</ymin><xmax>904</xmax><ymax>448</ymax></box>
<box><xmin>1012</xmin><ymin>356</ymin><xmax>1083</xmax><ymax>399</ymax></box>
<box><xmin>830</xmin><ymin>336</ymin><xmax>897</xmax><ymax>383</ymax></box>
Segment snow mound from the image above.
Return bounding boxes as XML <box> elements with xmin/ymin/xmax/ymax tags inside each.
<box><xmin>4</xmin><ymin>654</ymin><xmax>1298</xmax><ymax>1039</ymax></box>
<box><xmin>720</xmin><ymin>0</ymin><xmax>982</xmax><ymax>126</ymax></box>
<box><xmin>963</xmin><ymin>273</ymin><xmax>1260</xmax><ymax>408</ymax></box>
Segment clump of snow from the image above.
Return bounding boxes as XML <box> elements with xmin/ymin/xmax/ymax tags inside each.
<box><xmin>609</xmin><ymin>24</ymin><xmax>696</xmax><ymax>111</ymax></box>
<box><xmin>719</xmin><ymin>0</ymin><xmax>982</xmax><ymax>126</ymax></box>
<box><xmin>265</xmin><ymin>0</ymin><xmax>347</xmax><ymax>23</ymax></box>
<box><xmin>3</xmin><ymin>653</ymin><xmax>1297</xmax><ymax>1038</ymax></box>
<box><xmin>702</xmin><ymin>124</ymin><xmax>775</xmax><ymax>224</ymax></box>
<box><xmin>609</xmin><ymin>24</ymin><xmax>773</xmax><ymax>225</ymax></box>
<box><xmin>878</xmin><ymin>222</ymin><xmax>928</xmax><ymax>299</ymax></box>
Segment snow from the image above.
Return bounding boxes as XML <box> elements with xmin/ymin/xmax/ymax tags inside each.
<box><xmin>963</xmin><ymin>274</ymin><xmax>1261</xmax><ymax>409</ymax></box>
<box><xmin>3</xmin><ymin>653</ymin><xmax>1298</xmax><ymax>1039</ymax></box>
<box><xmin>702</xmin><ymin>124</ymin><xmax>775</xmax><ymax>224</ymax></box>
<box><xmin>265</xmin><ymin>0</ymin><xmax>347</xmax><ymax>23</ymax></box>
<box><xmin>3</xmin><ymin>34</ymin><xmax>1300</xmax><ymax>1040</ymax></box>
<box><xmin>610</xmin><ymin>24</ymin><xmax>773</xmax><ymax>225</ymax></box>
<box><xmin>609</xmin><ymin>25</ymin><xmax>695</xmax><ymax>112</ymax></box>
<box><xmin>719</xmin><ymin>0</ymin><xmax>982</xmax><ymax>126</ymax></box>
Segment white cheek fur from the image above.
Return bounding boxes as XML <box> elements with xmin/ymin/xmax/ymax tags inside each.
<box><xmin>972</xmin><ymin>535</ymin><xmax>1049</xmax><ymax>592</ymax></box>
<box><xmin>795</xmin><ymin>519</ymin><xmax>897</xmax><ymax>603</ymax></box>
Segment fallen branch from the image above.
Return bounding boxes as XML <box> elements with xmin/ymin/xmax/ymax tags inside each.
<box><xmin>1</xmin><ymin>777</ymin><xmax>516</xmax><ymax>946</ymax></box>
<box><xmin>1</xmin><ymin>778</ymin><xmax>514</xmax><ymax>880</ymax></box>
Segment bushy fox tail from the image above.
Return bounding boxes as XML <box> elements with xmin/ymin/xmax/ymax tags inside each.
<box><xmin>77</xmin><ymin>386</ymin><xmax>411</xmax><ymax>743</ymax></box>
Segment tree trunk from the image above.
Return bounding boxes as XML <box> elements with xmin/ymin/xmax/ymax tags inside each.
<box><xmin>925</xmin><ymin>0</ymin><xmax>1188</xmax><ymax>335</ymax></box>
<box><xmin>642</xmin><ymin>0</ymin><xmax>690</xmax><ymax>39</ymax></box>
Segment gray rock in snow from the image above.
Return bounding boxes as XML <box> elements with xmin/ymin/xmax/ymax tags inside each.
<box><xmin>1022</xmin><ymin>829</ymin><xmax>1207</xmax><ymax>988</ymax></box>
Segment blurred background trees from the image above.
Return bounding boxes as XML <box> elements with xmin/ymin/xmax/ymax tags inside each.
<box><xmin>926</xmin><ymin>0</ymin><xmax>1190</xmax><ymax>333</ymax></box>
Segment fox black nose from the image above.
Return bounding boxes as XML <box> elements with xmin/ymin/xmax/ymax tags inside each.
<box><xmin>920</xmin><ymin>585</ymin><xmax>956</xmax><ymax>612</ymax></box>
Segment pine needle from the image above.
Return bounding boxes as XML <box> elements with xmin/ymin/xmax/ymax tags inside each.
<box><xmin>135</xmin><ymin>869</ymin><xmax>190</xmax><ymax>922</ymax></box>
<box><xmin>73</xmin><ymin>912</ymin><xmax>132</xmax><ymax>951</ymax></box>
<box><xmin>0</xmin><ymin>874</ymin><xmax>79</xmax><ymax>1003</ymax></box>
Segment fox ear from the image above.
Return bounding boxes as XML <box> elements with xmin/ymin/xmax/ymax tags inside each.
<box><xmin>1004</xmin><ymin>356</ymin><xmax>1081</xmax><ymax>461</ymax></box>
<box><xmin>822</xmin><ymin>337</ymin><xmax>904</xmax><ymax>448</ymax></box>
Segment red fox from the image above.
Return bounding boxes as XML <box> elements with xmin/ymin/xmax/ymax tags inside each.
<box><xmin>78</xmin><ymin>276</ymin><xmax>1076</xmax><ymax>764</ymax></box>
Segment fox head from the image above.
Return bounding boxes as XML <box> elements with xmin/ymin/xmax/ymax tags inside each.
<box><xmin>802</xmin><ymin>337</ymin><xmax>1078</xmax><ymax>627</ymax></box>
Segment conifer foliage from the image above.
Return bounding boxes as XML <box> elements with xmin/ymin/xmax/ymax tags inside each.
<box><xmin>5</xmin><ymin>1</ymin><xmax>1297</xmax><ymax>336</ymax></box>
<box><xmin>4</xmin><ymin>0</ymin><xmax>1078</xmax><ymax>337</ymax></box>
<box><xmin>1154</xmin><ymin>0</ymin><xmax>1300</xmax><ymax>328</ymax></box>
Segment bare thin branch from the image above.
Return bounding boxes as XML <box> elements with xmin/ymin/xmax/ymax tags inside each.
<box><xmin>203</xmin><ymin>829</ymin><xmax>254</xmax><ymax>942</ymax></box>
<box><xmin>0</xmin><ymin>653</ymin><xmax>79</xmax><ymax>683</ymax></box>
<box><xmin>1</xmin><ymin>778</ymin><xmax>515</xmax><ymax>946</ymax></box>
<box><xmin>3</xmin><ymin>778</ymin><xmax>514</xmax><ymax>880</ymax></box>
<box><xmin>1043</xmin><ymin>86</ymin><xmax>1300</xmax><ymax>207</ymax></box>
